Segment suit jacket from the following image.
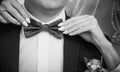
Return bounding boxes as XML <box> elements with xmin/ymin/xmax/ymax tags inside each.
<box><xmin>0</xmin><ymin>15</ymin><xmax>102</xmax><ymax>72</ymax></box>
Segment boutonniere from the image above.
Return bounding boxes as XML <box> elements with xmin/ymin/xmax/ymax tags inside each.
<box><xmin>84</xmin><ymin>56</ymin><xmax>108</xmax><ymax>72</ymax></box>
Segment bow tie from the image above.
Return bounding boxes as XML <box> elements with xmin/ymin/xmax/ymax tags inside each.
<box><xmin>23</xmin><ymin>19</ymin><xmax>63</xmax><ymax>39</ymax></box>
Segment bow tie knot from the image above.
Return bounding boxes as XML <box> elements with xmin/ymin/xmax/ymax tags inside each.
<box><xmin>23</xmin><ymin>19</ymin><xmax>63</xmax><ymax>39</ymax></box>
<box><xmin>42</xmin><ymin>24</ymin><xmax>49</xmax><ymax>31</ymax></box>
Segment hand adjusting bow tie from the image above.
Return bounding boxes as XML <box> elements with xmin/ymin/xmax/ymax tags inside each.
<box><xmin>23</xmin><ymin>19</ymin><xmax>63</xmax><ymax>39</ymax></box>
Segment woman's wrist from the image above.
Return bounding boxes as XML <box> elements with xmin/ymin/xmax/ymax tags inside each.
<box><xmin>94</xmin><ymin>36</ymin><xmax>112</xmax><ymax>48</ymax></box>
<box><xmin>99</xmin><ymin>40</ymin><xmax>112</xmax><ymax>49</ymax></box>
<box><xmin>98</xmin><ymin>39</ymin><xmax>120</xmax><ymax>70</ymax></box>
<box><xmin>111</xmin><ymin>64</ymin><xmax>120</xmax><ymax>72</ymax></box>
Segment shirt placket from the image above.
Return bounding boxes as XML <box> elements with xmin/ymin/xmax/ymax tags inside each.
<box><xmin>37</xmin><ymin>32</ymin><xmax>50</xmax><ymax>72</ymax></box>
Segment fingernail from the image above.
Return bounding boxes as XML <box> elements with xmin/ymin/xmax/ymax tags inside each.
<box><xmin>58</xmin><ymin>23</ymin><xmax>63</xmax><ymax>26</ymax></box>
<box><xmin>63</xmin><ymin>31</ymin><xmax>68</xmax><ymax>34</ymax></box>
<box><xmin>90</xmin><ymin>15</ymin><xmax>94</xmax><ymax>18</ymax></box>
<box><xmin>59</xmin><ymin>27</ymin><xmax>64</xmax><ymax>31</ymax></box>
<box><xmin>26</xmin><ymin>18</ymin><xmax>31</xmax><ymax>23</ymax></box>
<box><xmin>17</xmin><ymin>22</ymin><xmax>20</xmax><ymax>25</ymax></box>
<box><xmin>22</xmin><ymin>21</ymin><xmax>28</xmax><ymax>26</ymax></box>
<box><xmin>69</xmin><ymin>33</ymin><xmax>73</xmax><ymax>36</ymax></box>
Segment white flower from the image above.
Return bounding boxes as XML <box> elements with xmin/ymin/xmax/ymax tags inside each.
<box><xmin>87</xmin><ymin>59</ymin><xmax>101</xmax><ymax>70</ymax></box>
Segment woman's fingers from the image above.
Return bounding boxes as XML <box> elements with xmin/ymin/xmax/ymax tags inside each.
<box><xmin>58</xmin><ymin>15</ymin><xmax>92</xmax><ymax>34</ymax></box>
<box><xmin>0</xmin><ymin>0</ymin><xmax>29</xmax><ymax>26</ymax></box>
<box><xmin>69</xmin><ymin>23</ymin><xmax>91</xmax><ymax>36</ymax></box>
<box><xmin>0</xmin><ymin>15</ymin><xmax>9</xmax><ymax>24</ymax></box>
<box><xmin>5</xmin><ymin>3</ymin><xmax>28</xmax><ymax>26</ymax></box>
<box><xmin>58</xmin><ymin>15</ymin><xmax>89</xmax><ymax>26</ymax></box>
<box><xmin>58</xmin><ymin>15</ymin><xmax>98</xmax><ymax>36</ymax></box>
<box><xmin>63</xmin><ymin>21</ymin><xmax>90</xmax><ymax>34</ymax></box>
<box><xmin>69</xmin><ymin>18</ymin><xmax>98</xmax><ymax>36</ymax></box>
<box><xmin>59</xmin><ymin>15</ymin><xmax>91</xmax><ymax>32</ymax></box>
<box><xmin>12</xmin><ymin>0</ymin><xmax>30</xmax><ymax>23</ymax></box>
<box><xmin>1</xmin><ymin>10</ymin><xmax>20</xmax><ymax>25</ymax></box>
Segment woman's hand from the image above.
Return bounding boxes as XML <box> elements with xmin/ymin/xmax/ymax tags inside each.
<box><xmin>0</xmin><ymin>0</ymin><xmax>30</xmax><ymax>26</ymax></box>
<box><xmin>59</xmin><ymin>15</ymin><xmax>120</xmax><ymax>70</ymax></box>
<box><xmin>58</xmin><ymin>15</ymin><xmax>109</xmax><ymax>47</ymax></box>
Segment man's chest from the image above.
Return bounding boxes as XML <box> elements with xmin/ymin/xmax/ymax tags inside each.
<box><xmin>0</xmin><ymin>24</ymin><xmax>102</xmax><ymax>72</ymax></box>
<box><xmin>19</xmin><ymin>31</ymin><xmax>64</xmax><ymax>72</ymax></box>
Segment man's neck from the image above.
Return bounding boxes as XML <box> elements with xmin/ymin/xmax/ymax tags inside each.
<box><xmin>24</xmin><ymin>0</ymin><xmax>64</xmax><ymax>22</ymax></box>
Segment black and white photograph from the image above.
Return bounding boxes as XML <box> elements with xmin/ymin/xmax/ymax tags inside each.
<box><xmin>0</xmin><ymin>0</ymin><xmax>120</xmax><ymax>72</ymax></box>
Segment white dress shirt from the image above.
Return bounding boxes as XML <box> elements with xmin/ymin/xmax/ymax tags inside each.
<box><xmin>18</xmin><ymin>1</ymin><xmax>65</xmax><ymax>72</ymax></box>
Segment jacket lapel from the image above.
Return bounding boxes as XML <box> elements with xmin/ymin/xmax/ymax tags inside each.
<box><xmin>0</xmin><ymin>24</ymin><xmax>21</xmax><ymax>72</ymax></box>
<box><xmin>63</xmin><ymin>35</ymin><xmax>80</xmax><ymax>72</ymax></box>
<box><xmin>63</xmin><ymin>15</ymin><xmax>79</xmax><ymax>72</ymax></box>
